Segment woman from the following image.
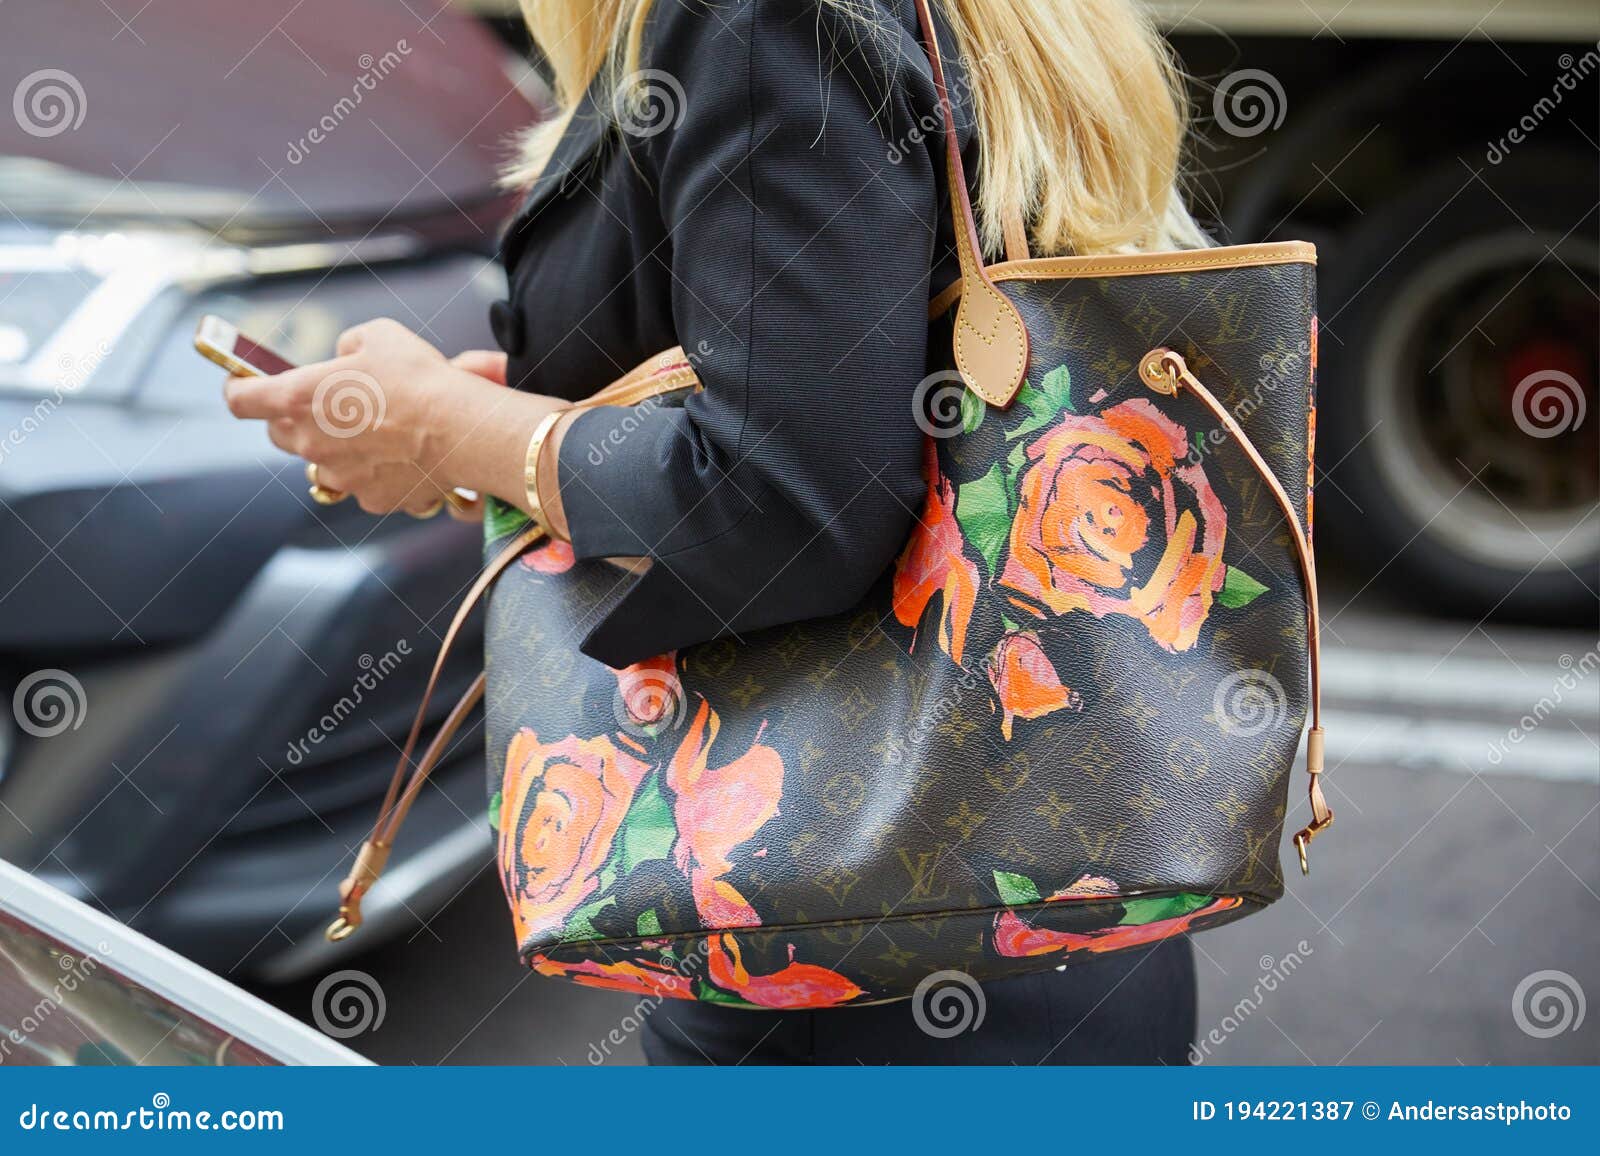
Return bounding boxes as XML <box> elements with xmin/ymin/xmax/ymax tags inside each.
<box><xmin>224</xmin><ymin>0</ymin><xmax>1208</xmax><ymax>1064</ymax></box>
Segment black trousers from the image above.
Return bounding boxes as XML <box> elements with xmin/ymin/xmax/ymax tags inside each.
<box><xmin>641</xmin><ymin>938</ymin><xmax>1196</xmax><ymax>1065</ymax></box>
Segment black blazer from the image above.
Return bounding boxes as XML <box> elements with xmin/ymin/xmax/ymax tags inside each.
<box><xmin>492</xmin><ymin>0</ymin><xmax>977</xmax><ymax>668</ymax></box>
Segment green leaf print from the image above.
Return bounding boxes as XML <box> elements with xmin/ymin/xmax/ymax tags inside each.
<box><xmin>1216</xmin><ymin>566</ymin><xmax>1269</xmax><ymax>609</ymax></box>
<box><xmin>960</xmin><ymin>385</ymin><xmax>985</xmax><ymax>434</ymax></box>
<box><xmin>559</xmin><ymin>895</ymin><xmax>617</xmax><ymax>942</ymax></box>
<box><xmin>956</xmin><ymin>462</ymin><xmax>1013</xmax><ymax>576</ymax></box>
<box><xmin>617</xmin><ymin>772</ymin><xmax>677</xmax><ymax>875</ymax></box>
<box><xmin>483</xmin><ymin>496</ymin><xmax>532</xmax><ymax>544</ymax></box>
<box><xmin>1118</xmin><ymin>892</ymin><xmax>1213</xmax><ymax>926</ymax></box>
<box><xmin>993</xmin><ymin>869</ymin><xmax>1043</xmax><ymax>906</ymax></box>
<box><xmin>1006</xmin><ymin>364</ymin><xmax>1073</xmax><ymax>442</ymax></box>
<box><xmin>487</xmin><ymin>790</ymin><xmax>503</xmax><ymax>831</ymax></box>
<box><xmin>695</xmin><ymin>980</ymin><xmax>760</xmax><ymax>1008</ymax></box>
<box><xmin>636</xmin><ymin>909</ymin><xmax>663</xmax><ymax>937</ymax></box>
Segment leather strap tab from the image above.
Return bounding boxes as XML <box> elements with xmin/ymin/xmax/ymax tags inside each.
<box><xmin>913</xmin><ymin>0</ymin><xmax>1029</xmax><ymax>408</ymax></box>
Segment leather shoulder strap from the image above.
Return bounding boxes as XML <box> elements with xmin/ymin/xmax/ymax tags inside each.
<box><xmin>327</xmin><ymin>348</ymin><xmax>704</xmax><ymax>941</ymax></box>
<box><xmin>913</xmin><ymin>0</ymin><xmax>1029</xmax><ymax>409</ymax></box>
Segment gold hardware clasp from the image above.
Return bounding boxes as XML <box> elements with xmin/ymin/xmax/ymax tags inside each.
<box><xmin>1139</xmin><ymin>347</ymin><xmax>1180</xmax><ymax>395</ymax></box>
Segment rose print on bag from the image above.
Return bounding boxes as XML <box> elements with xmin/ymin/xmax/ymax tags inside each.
<box><xmin>1000</xmin><ymin>397</ymin><xmax>1228</xmax><ymax>653</ymax></box>
<box><xmin>499</xmin><ymin>667</ymin><xmax>868</xmax><ymax>1006</ymax></box>
<box><xmin>890</xmin><ymin>361</ymin><xmax>1271</xmax><ymax>741</ymax></box>
<box><xmin>668</xmin><ymin>699</ymin><xmax>783</xmax><ymax>929</ymax></box>
<box><xmin>704</xmin><ymin>934</ymin><xmax>864</xmax><ymax>1009</ymax></box>
<box><xmin>497</xmin><ymin>731</ymin><xmax>652</xmax><ymax>942</ymax></box>
<box><xmin>988</xmin><ymin>630</ymin><xmax>1081</xmax><ymax>740</ymax></box>
<box><xmin>893</xmin><ymin>441</ymin><xmax>980</xmax><ymax>664</ymax></box>
<box><xmin>990</xmin><ymin>869</ymin><xmax>1242</xmax><ymax>958</ymax></box>
<box><xmin>529</xmin><ymin>953</ymin><xmax>694</xmax><ymax>1000</ymax></box>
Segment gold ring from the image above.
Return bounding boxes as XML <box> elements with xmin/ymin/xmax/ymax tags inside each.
<box><xmin>408</xmin><ymin>498</ymin><xmax>445</xmax><ymax>520</ymax></box>
<box><xmin>305</xmin><ymin>463</ymin><xmax>347</xmax><ymax>506</ymax></box>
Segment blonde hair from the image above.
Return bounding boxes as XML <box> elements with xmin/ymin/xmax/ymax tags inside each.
<box><xmin>507</xmin><ymin>0</ymin><xmax>1207</xmax><ymax>255</ymax></box>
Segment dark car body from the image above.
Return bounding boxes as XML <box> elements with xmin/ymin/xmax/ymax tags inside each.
<box><xmin>0</xmin><ymin>0</ymin><xmax>543</xmax><ymax>978</ymax></box>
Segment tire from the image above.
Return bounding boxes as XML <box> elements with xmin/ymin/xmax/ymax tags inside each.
<box><xmin>1319</xmin><ymin>151</ymin><xmax>1598</xmax><ymax>623</ymax></box>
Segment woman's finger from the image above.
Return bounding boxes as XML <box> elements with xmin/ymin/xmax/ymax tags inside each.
<box><xmin>224</xmin><ymin>374</ymin><xmax>294</xmax><ymax>420</ymax></box>
<box><xmin>451</xmin><ymin>349</ymin><xmax>508</xmax><ymax>385</ymax></box>
<box><xmin>267</xmin><ymin>418</ymin><xmax>302</xmax><ymax>456</ymax></box>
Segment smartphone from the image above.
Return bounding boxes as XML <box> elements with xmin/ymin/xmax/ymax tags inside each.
<box><xmin>193</xmin><ymin>314</ymin><xmax>296</xmax><ymax>377</ymax></box>
<box><xmin>197</xmin><ymin>314</ymin><xmax>482</xmax><ymax>514</ymax></box>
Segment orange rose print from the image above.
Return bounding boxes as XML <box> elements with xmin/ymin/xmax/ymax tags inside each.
<box><xmin>893</xmin><ymin>441</ymin><xmax>980</xmax><ymax>664</ymax></box>
<box><xmin>994</xmin><ymin>895</ymin><xmax>1242</xmax><ymax>958</ymax></box>
<box><xmin>529</xmin><ymin>954</ymin><xmax>693</xmax><ymax>1000</ymax></box>
<box><xmin>521</xmin><ymin>538</ymin><xmax>575</xmax><ymax>573</ymax></box>
<box><xmin>706</xmin><ymin>934</ymin><xmax>864</xmax><ymax>1009</ymax></box>
<box><xmin>497</xmin><ymin>730</ymin><xmax>651</xmax><ymax>942</ymax></box>
<box><xmin>613</xmin><ymin>651</ymin><xmax>681</xmax><ymax>729</ymax></box>
<box><xmin>988</xmin><ymin>631</ymin><xmax>1082</xmax><ymax>740</ymax></box>
<box><xmin>668</xmin><ymin>699</ymin><xmax>783</xmax><ymax>929</ymax></box>
<box><xmin>1000</xmin><ymin>398</ymin><xmax>1226</xmax><ymax>653</ymax></box>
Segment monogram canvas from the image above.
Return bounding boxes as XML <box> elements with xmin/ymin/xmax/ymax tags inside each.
<box><xmin>482</xmin><ymin>252</ymin><xmax>1318</xmax><ymax>1008</ymax></box>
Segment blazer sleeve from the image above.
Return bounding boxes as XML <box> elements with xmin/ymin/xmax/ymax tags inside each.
<box><xmin>554</xmin><ymin>0</ymin><xmax>936</xmax><ymax>668</ymax></box>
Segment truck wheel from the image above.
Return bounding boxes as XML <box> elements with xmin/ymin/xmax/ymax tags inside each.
<box><xmin>1319</xmin><ymin>151</ymin><xmax>1597</xmax><ymax>623</ymax></box>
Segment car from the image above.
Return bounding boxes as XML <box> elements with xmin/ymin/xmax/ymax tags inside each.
<box><xmin>0</xmin><ymin>0</ymin><xmax>545</xmax><ymax>980</ymax></box>
<box><xmin>1157</xmin><ymin>1</ymin><xmax>1599</xmax><ymax>622</ymax></box>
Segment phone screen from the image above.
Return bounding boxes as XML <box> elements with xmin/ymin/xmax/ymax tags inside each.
<box><xmin>230</xmin><ymin>332</ymin><xmax>296</xmax><ymax>377</ymax></box>
<box><xmin>194</xmin><ymin>315</ymin><xmax>297</xmax><ymax>377</ymax></box>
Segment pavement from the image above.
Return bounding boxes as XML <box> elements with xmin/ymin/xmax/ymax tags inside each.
<box><xmin>256</xmin><ymin>581</ymin><xmax>1600</xmax><ymax>1065</ymax></box>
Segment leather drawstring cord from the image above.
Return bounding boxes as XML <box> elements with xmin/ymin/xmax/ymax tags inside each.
<box><xmin>1140</xmin><ymin>347</ymin><xmax>1333</xmax><ymax>873</ymax></box>
<box><xmin>327</xmin><ymin>525</ymin><xmax>546</xmax><ymax>941</ymax></box>
<box><xmin>327</xmin><ymin>349</ymin><xmax>702</xmax><ymax>943</ymax></box>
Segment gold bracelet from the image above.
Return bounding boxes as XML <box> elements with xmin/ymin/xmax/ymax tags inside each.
<box><xmin>524</xmin><ymin>409</ymin><xmax>568</xmax><ymax>538</ymax></box>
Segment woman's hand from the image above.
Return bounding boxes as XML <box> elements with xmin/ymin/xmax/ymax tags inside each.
<box><xmin>223</xmin><ymin>319</ymin><xmax>563</xmax><ymax>521</ymax></box>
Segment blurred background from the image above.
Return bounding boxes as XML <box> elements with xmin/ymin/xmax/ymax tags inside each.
<box><xmin>0</xmin><ymin>0</ymin><xmax>1594</xmax><ymax>1065</ymax></box>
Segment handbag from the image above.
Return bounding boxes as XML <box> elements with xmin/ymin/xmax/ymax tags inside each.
<box><xmin>327</xmin><ymin>0</ymin><xmax>1330</xmax><ymax>1010</ymax></box>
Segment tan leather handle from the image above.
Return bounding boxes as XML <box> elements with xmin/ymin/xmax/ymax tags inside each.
<box><xmin>913</xmin><ymin>0</ymin><xmax>1030</xmax><ymax>408</ymax></box>
<box><xmin>1140</xmin><ymin>347</ymin><xmax>1332</xmax><ymax>872</ymax></box>
<box><xmin>327</xmin><ymin>349</ymin><xmax>702</xmax><ymax>942</ymax></box>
